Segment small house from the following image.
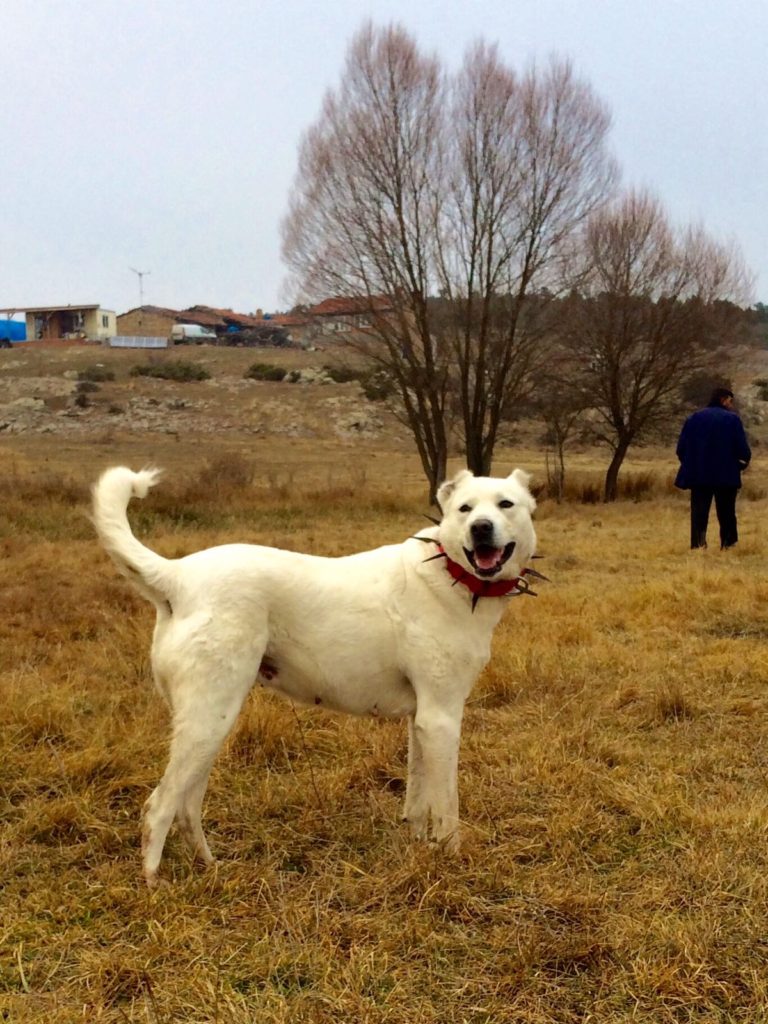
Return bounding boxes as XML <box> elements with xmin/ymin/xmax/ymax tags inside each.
<box><xmin>0</xmin><ymin>304</ymin><xmax>117</xmax><ymax>341</ymax></box>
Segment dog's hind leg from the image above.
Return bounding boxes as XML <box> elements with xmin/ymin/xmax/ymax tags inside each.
<box><xmin>176</xmin><ymin>773</ymin><xmax>215</xmax><ymax>866</ymax></box>
<box><xmin>141</xmin><ymin>662</ymin><xmax>256</xmax><ymax>886</ymax></box>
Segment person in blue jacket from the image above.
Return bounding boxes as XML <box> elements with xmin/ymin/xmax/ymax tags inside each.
<box><xmin>675</xmin><ymin>387</ymin><xmax>751</xmax><ymax>549</ymax></box>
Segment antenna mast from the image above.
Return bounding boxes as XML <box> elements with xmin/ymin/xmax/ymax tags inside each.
<box><xmin>129</xmin><ymin>267</ymin><xmax>151</xmax><ymax>307</ymax></box>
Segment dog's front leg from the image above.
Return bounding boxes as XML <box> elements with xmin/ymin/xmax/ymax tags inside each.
<box><xmin>407</xmin><ymin>700</ymin><xmax>464</xmax><ymax>852</ymax></box>
<box><xmin>402</xmin><ymin>714</ymin><xmax>425</xmax><ymax>829</ymax></box>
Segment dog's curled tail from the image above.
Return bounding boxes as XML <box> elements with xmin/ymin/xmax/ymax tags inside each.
<box><xmin>92</xmin><ymin>466</ymin><xmax>174</xmax><ymax>610</ymax></box>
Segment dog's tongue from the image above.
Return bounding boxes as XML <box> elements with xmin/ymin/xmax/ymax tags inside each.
<box><xmin>474</xmin><ymin>546</ymin><xmax>503</xmax><ymax>571</ymax></box>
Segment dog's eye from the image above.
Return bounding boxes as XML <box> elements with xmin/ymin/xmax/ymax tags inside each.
<box><xmin>498</xmin><ymin>499</ymin><xmax>515</xmax><ymax>509</ymax></box>
<box><xmin>459</xmin><ymin>504</ymin><xmax>472</xmax><ymax>513</ymax></box>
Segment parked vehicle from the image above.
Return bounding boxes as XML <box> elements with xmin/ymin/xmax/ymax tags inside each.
<box><xmin>170</xmin><ymin>323</ymin><xmax>217</xmax><ymax>345</ymax></box>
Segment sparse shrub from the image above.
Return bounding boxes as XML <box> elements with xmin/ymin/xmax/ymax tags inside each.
<box><xmin>753</xmin><ymin>377</ymin><xmax>768</xmax><ymax>401</ymax></box>
<box><xmin>73</xmin><ymin>391</ymin><xmax>89</xmax><ymax>408</ymax></box>
<box><xmin>75</xmin><ymin>379</ymin><xmax>99</xmax><ymax>394</ymax></box>
<box><xmin>293</xmin><ymin>362</ymin><xmax>397</xmax><ymax>400</ymax></box>
<box><xmin>130</xmin><ymin>361</ymin><xmax>210</xmax><ymax>382</ymax></box>
<box><xmin>195</xmin><ymin>452</ymin><xmax>255</xmax><ymax>492</ymax></box>
<box><xmin>558</xmin><ymin>471</ymin><xmax>660</xmax><ymax>504</ymax></box>
<box><xmin>360</xmin><ymin>368</ymin><xmax>396</xmax><ymax>401</ymax></box>
<box><xmin>244</xmin><ymin>363</ymin><xmax>287</xmax><ymax>381</ymax></box>
<box><xmin>619</xmin><ymin>471</ymin><xmax>656</xmax><ymax>502</ymax></box>
<box><xmin>323</xmin><ymin>364</ymin><xmax>360</xmax><ymax>384</ymax></box>
<box><xmin>578</xmin><ymin>481</ymin><xmax>602</xmax><ymax>504</ymax></box>
<box><xmin>77</xmin><ymin>364</ymin><xmax>115</xmax><ymax>383</ymax></box>
<box><xmin>286</xmin><ymin>370</ymin><xmax>301</xmax><ymax>383</ymax></box>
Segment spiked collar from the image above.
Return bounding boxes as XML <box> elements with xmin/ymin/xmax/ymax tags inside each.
<box><xmin>441</xmin><ymin>548</ymin><xmax>523</xmax><ymax>597</ymax></box>
<box><xmin>416</xmin><ymin>536</ymin><xmax>547</xmax><ymax>611</ymax></box>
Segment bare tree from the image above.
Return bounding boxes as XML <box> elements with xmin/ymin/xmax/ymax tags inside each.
<box><xmin>438</xmin><ymin>47</ymin><xmax>617</xmax><ymax>475</ymax></box>
<box><xmin>282</xmin><ymin>24</ymin><xmax>617</xmax><ymax>498</ymax></box>
<box><xmin>534</xmin><ymin>356</ymin><xmax>590</xmax><ymax>501</ymax></box>
<box><xmin>558</xmin><ymin>189</ymin><xmax>753</xmax><ymax>501</ymax></box>
<box><xmin>282</xmin><ymin>23</ymin><xmax>450</xmax><ymax>499</ymax></box>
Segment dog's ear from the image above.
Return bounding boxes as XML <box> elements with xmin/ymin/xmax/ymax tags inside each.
<box><xmin>508</xmin><ymin>468</ymin><xmax>537</xmax><ymax>512</ymax></box>
<box><xmin>436</xmin><ymin>468</ymin><xmax>474</xmax><ymax>511</ymax></box>
<box><xmin>508</xmin><ymin>468</ymin><xmax>531</xmax><ymax>489</ymax></box>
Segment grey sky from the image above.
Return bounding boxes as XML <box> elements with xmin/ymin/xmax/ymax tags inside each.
<box><xmin>3</xmin><ymin>0</ymin><xmax>765</xmax><ymax>317</ymax></box>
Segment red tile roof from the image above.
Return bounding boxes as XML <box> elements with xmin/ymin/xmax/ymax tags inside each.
<box><xmin>180</xmin><ymin>305</ymin><xmax>265</xmax><ymax>328</ymax></box>
<box><xmin>119</xmin><ymin>305</ymin><xmax>180</xmax><ymax>318</ymax></box>
<box><xmin>309</xmin><ymin>296</ymin><xmax>392</xmax><ymax>317</ymax></box>
<box><xmin>266</xmin><ymin>313</ymin><xmax>311</xmax><ymax>326</ymax></box>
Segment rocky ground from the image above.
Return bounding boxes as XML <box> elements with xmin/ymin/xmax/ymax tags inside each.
<box><xmin>2</xmin><ymin>341</ymin><xmax>768</xmax><ymax>447</ymax></box>
<box><xmin>0</xmin><ymin>347</ymin><xmax>405</xmax><ymax>444</ymax></box>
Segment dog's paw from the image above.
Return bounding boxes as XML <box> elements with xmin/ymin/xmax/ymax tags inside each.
<box><xmin>437</xmin><ymin>830</ymin><xmax>461</xmax><ymax>856</ymax></box>
<box><xmin>143</xmin><ymin>869</ymin><xmax>170</xmax><ymax>890</ymax></box>
<box><xmin>403</xmin><ymin>814</ymin><xmax>429</xmax><ymax>842</ymax></box>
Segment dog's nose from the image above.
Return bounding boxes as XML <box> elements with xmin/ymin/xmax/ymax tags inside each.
<box><xmin>470</xmin><ymin>518</ymin><xmax>495</xmax><ymax>543</ymax></box>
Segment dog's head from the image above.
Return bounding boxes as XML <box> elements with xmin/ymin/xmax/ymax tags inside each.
<box><xmin>436</xmin><ymin>468</ymin><xmax>537</xmax><ymax>581</ymax></box>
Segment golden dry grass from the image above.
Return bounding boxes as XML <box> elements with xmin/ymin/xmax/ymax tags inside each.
<box><xmin>3</xmin><ymin>437</ymin><xmax>768</xmax><ymax>1022</ymax></box>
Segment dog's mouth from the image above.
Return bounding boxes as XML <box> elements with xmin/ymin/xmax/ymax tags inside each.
<box><xmin>464</xmin><ymin>541</ymin><xmax>516</xmax><ymax>578</ymax></box>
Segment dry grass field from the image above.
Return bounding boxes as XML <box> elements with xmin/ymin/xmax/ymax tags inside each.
<box><xmin>3</xmin><ymin>364</ymin><xmax>768</xmax><ymax>1021</ymax></box>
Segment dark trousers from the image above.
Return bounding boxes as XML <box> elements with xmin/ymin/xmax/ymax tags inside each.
<box><xmin>690</xmin><ymin>486</ymin><xmax>739</xmax><ymax>549</ymax></box>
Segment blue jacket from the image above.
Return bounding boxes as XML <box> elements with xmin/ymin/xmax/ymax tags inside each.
<box><xmin>675</xmin><ymin>406</ymin><xmax>751</xmax><ymax>490</ymax></box>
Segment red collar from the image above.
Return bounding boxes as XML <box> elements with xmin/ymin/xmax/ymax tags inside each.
<box><xmin>439</xmin><ymin>545</ymin><xmax>523</xmax><ymax>598</ymax></box>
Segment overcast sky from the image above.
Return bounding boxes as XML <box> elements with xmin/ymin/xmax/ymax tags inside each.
<box><xmin>2</xmin><ymin>0</ymin><xmax>765</xmax><ymax>318</ymax></box>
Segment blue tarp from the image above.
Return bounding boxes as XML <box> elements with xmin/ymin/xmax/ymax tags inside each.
<box><xmin>0</xmin><ymin>320</ymin><xmax>26</xmax><ymax>341</ymax></box>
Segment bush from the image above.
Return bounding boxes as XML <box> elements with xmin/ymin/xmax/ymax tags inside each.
<box><xmin>244</xmin><ymin>363</ymin><xmax>287</xmax><ymax>382</ymax></box>
<box><xmin>130</xmin><ymin>361</ymin><xmax>211</xmax><ymax>382</ymax></box>
<box><xmin>360</xmin><ymin>369</ymin><xmax>397</xmax><ymax>402</ymax></box>
<box><xmin>196</xmin><ymin>453</ymin><xmax>254</xmax><ymax>492</ymax></box>
<box><xmin>320</xmin><ymin>364</ymin><xmax>396</xmax><ymax>400</ymax></box>
<box><xmin>323</xmin><ymin>364</ymin><xmax>360</xmax><ymax>384</ymax></box>
<box><xmin>75</xmin><ymin>380</ymin><xmax>99</xmax><ymax>394</ymax></box>
<box><xmin>578</xmin><ymin>482</ymin><xmax>602</xmax><ymax>504</ymax></box>
<box><xmin>619</xmin><ymin>471</ymin><xmax>656</xmax><ymax>502</ymax></box>
<box><xmin>77</xmin><ymin>364</ymin><xmax>115</xmax><ymax>382</ymax></box>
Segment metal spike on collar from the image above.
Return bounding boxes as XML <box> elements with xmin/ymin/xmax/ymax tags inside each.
<box><xmin>471</xmin><ymin>593</ymin><xmax>480</xmax><ymax>612</ymax></box>
<box><xmin>422</xmin><ymin>551</ymin><xmax>448</xmax><ymax>564</ymax></box>
<box><xmin>422</xmin><ymin>513</ymin><xmax>442</xmax><ymax>526</ymax></box>
<box><xmin>524</xmin><ymin>567</ymin><xmax>550</xmax><ymax>582</ymax></box>
<box><xmin>412</xmin><ymin>535</ymin><xmax>441</xmax><ymax>545</ymax></box>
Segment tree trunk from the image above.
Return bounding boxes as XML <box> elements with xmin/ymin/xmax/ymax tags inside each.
<box><xmin>556</xmin><ymin>438</ymin><xmax>567</xmax><ymax>502</ymax></box>
<box><xmin>424</xmin><ymin>447</ymin><xmax>448</xmax><ymax>506</ymax></box>
<box><xmin>603</xmin><ymin>441</ymin><xmax>630</xmax><ymax>502</ymax></box>
<box><xmin>464</xmin><ymin>433</ymin><xmax>488</xmax><ymax>478</ymax></box>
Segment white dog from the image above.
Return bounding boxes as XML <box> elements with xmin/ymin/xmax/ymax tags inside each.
<box><xmin>92</xmin><ymin>465</ymin><xmax>538</xmax><ymax>885</ymax></box>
